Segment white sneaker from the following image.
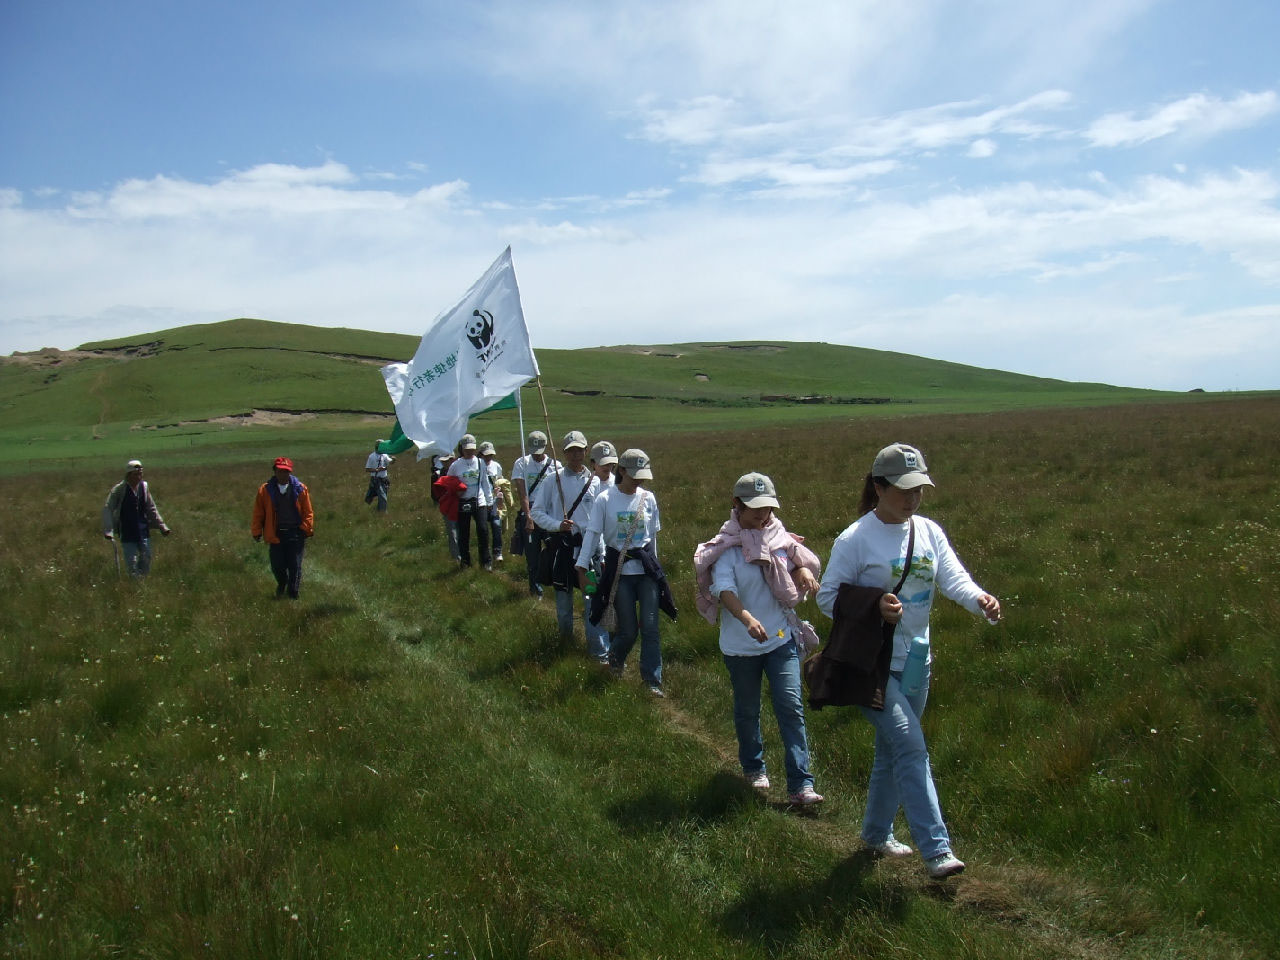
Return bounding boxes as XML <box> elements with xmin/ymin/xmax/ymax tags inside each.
<box><xmin>746</xmin><ymin>771</ymin><xmax>770</xmax><ymax>792</ymax></box>
<box><xmin>787</xmin><ymin>785</ymin><xmax>824</xmax><ymax>806</ymax></box>
<box><xmin>925</xmin><ymin>853</ymin><xmax>965</xmax><ymax>879</ymax></box>
<box><xmin>868</xmin><ymin>838</ymin><xmax>914</xmax><ymax>858</ymax></box>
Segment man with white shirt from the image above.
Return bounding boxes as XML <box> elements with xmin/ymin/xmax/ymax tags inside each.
<box><xmin>446</xmin><ymin>434</ymin><xmax>494</xmax><ymax>570</ymax></box>
<box><xmin>364</xmin><ymin>441</ymin><xmax>394</xmax><ymax>512</ymax></box>
<box><xmin>532</xmin><ymin>430</ymin><xmax>607</xmax><ymax>657</ymax></box>
<box><xmin>510</xmin><ymin>430</ymin><xmax>559</xmax><ymax>597</ymax></box>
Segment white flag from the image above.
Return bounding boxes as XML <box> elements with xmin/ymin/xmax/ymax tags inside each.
<box><xmin>381</xmin><ymin>247</ymin><xmax>539</xmax><ymax>457</ymax></box>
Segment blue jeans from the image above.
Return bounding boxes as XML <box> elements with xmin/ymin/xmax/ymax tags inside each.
<box><xmin>608</xmin><ymin>573</ymin><xmax>661</xmax><ymax>687</ymax></box>
<box><xmin>554</xmin><ymin>586</ymin><xmax>610</xmax><ymax>659</ymax></box>
<box><xmin>858</xmin><ymin>671</ymin><xmax>952</xmax><ymax>859</ymax></box>
<box><xmin>444</xmin><ymin>518</ymin><xmax>459</xmax><ymax>560</ymax></box>
<box><xmin>723</xmin><ymin>642</ymin><xmax>814</xmax><ymax>794</ymax></box>
<box><xmin>490</xmin><ymin>514</ymin><xmax>504</xmax><ymax>558</ymax></box>
<box><xmin>121</xmin><ymin>538</ymin><xmax>152</xmax><ymax>577</ymax></box>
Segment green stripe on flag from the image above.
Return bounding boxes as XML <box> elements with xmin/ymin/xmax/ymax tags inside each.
<box><xmin>478</xmin><ymin>391</ymin><xmax>519</xmax><ymax>414</ymax></box>
<box><xmin>377</xmin><ymin>420</ymin><xmax>415</xmax><ymax>455</ymax></box>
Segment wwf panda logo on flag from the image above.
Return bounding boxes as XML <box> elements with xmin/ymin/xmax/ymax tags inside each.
<box><xmin>467</xmin><ymin>309</ymin><xmax>495</xmax><ymax>351</ymax></box>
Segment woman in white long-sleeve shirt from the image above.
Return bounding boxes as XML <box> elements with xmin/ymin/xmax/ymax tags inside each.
<box><xmin>817</xmin><ymin>443</ymin><xmax>1000</xmax><ymax>880</ymax></box>
<box><xmin>576</xmin><ymin>449</ymin><xmax>664</xmax><ymax>695</ymax></box>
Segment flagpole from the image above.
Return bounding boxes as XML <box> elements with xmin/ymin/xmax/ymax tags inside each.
<box><xmin>532</xmin><ymin>375</ymin><xmax>567</xmax><ymax>518</ymax></box>
<box><xmin>515</xmin><ymin>389</ymin><xmax>527</xmax><ymax>458</ymax></box>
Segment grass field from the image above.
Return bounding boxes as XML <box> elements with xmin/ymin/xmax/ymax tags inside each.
<box><xmin>2</xmin><ymin>396</ymin><xmax>1277</xmax><ymax>958</ymax></box>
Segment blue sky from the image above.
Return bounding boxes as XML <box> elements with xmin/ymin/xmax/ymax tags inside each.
<box><xmin>2</xmin><ymin>0</ymin><xmax>1278</xmax><ymax>390</ymax></box>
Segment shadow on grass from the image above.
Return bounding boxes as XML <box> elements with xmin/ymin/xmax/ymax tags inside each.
<box><xmin>722</xmin><ymin>850</ymin><xmax>907</xmax><ymax>949</ymax></box>
<box><xmin>606</xmin><ymin>771</ymin><xmax>758</xmax><ymax>834</ymax></box>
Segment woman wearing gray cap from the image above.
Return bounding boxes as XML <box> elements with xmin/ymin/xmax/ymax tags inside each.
<box><xmin>817</xmin><ymin>443</ymin><xmax>1000</xmax><ymax>879</ymax></box>
<box><xmin>576</xmin><ymin>448</ymin><xmax>673</xmax><ymax>696</ymax></box>
<box><xmin>695</xmin><ymin>473</ymin><xmax>825</xmax><ymax>805</ymax></box>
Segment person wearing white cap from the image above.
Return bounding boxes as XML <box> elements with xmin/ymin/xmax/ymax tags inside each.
<box><xmin>696</xmin><ymin>472</ymin><xmax>825</xmax><ymax>805</ymax></box>
<box><xmin>102</xmin><ymin>459</ymin><xmax>171</xmax><ymax>577</ymax></box>
<box><xmin>446</xmin><ymin>433</ymin><xmax>495</xmax><ymax>569</ymax></box>
<box><xmin>817</xmin><ymin>442</ymin><xmax>1001</xmax><ymax>879</ymax></box>
<box><xmin>511</xmin><ymin>430</ymin><xmax>559</xmax><ymax>597</ymax></box>
<box><xmin>479</xmin><ymin>441</ymin><xmax>508</xmax><ymax>563</ymax></box>
<box><xmin>364</xmin><ymin>441</ymin><xmax>394</xmax><ymax>512</ymax></box>
<box><xmin>530</xmin><ymin>430</ymin><xmax>610</xmax><ymax>657</ymax></box>
<box><xmin>576</xmin><ymin>448</ymin><xmax>671</xmax><ymax>695</ymax></box>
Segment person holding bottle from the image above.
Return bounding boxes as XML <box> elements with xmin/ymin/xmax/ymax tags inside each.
<box><xmin>817</xmin><ymin>443</ymin><xmax>1000</xmax><ymax>879</ymax></box>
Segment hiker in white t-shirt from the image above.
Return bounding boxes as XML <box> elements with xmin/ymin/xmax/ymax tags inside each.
<box><xmin>479</xmin><ymin>441</ymin><xmax>506</xmax><ymax>562</ymax></box>
<box><xmin>446</xmin><ymin>434</ymin><xmax>494</xmax><ymax>570</ymax></box>
<box><xmin>576</xmin><ymin>449</ymin><xmax>667</xmax><ymax>696</ymax></box>
<box><xmin>817</xmin><ymin>442</ymin><xmax>1000</xmax><ymax>880</ymax></box>
<box><xmin>364</xmin><ymin>441</ymin><xmax>394</xmax><ymax>512</ymax></box>
<box><xmin>531</xmin><ymin>431</ymin><xmax>607</xmax><ymax>658</ymax></box>
<box><xmin>510</xmin><ymin>430</ymin><xmax>559</xmax><ymax>597</ymax></box>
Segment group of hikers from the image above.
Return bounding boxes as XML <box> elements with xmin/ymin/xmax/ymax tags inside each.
<box><xmin>101</xmin><ymin>435</ymin><xmax>1000</xmax><ymax>880</ymax></box>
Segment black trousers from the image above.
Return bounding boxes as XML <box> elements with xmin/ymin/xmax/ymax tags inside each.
<box><xmin>456</xmin><ymin>501</ymin><xmax>491</xmax><ymax>567</ymax></box>
<box><xmin>269</xmin><ymin>527</ymin><xmax>306</xmax><ymax>597</ymax></box>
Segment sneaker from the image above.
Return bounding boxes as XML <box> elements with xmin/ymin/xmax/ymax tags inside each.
<box><xmin>868</xmin><ymin>838</ymin><xmax>914</xmax><ymax>858</ymax></box>
<box><xmin>495</xmin><ymin>553</ymin><xmax>505</xmax><ymax>563</ymax></box>
<box><xmin>648</xmin><ymin>685</ymin><xmax>665</xmax><ymax>698</ymax></box>
<box><xmin>483</xmin><ymin>563</ymin><xmax>493</xmax><ymax>572</ymax></box>
<box><xmin>787</xmin><ymin>785</ymin><xmax>824</xmax><ymax>806</ymax></box>
<box><xmin>746</xmin><ymin>771</ymin><xmax>770</xmax><ymax>792</ymax></box>
<box><xmin>925</xmin><ymin>853</ymin><xmax>965</xmax><ymax>879</ymax></box>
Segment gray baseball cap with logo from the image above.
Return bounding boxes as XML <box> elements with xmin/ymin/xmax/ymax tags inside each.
<box><xmin>872</xmin><ymin>443</ymin><xmax>934</xmax><ymax>489</ymax></box>
<box><xmin>590</xmin><ymin>440</ymin><xmax>618</xmax><ymax>465</ymax></box>
<box><xmin>618</xmin><ymin>448</ymin><xmax>653</xmax><ymax>480</ymax></box>
<box><xmin>527</xmin><ymin>430</ymin><xmax>548</xmax><ymax>453</ymax></box>
<box><xmin>733</xmin><ymin>472</ymin><xmax>779</xmax><ymax>509</ymax></box>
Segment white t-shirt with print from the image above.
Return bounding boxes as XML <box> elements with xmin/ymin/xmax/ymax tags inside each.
<box><xmin>447</xmin><ymin>455</ymin><xmax>493</xmax><ymax>506</ymax></box>
<box><xmin>577</xmin><ymin>485</ymin><xmax>660</xmax><ymax>576</ymax></box>
<box><xmin>817</xmin><ymin>512</ymin><xmax>986</xmax><ymax>671</ymax></box>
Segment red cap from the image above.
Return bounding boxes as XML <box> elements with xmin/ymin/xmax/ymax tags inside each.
<box><xmin>274</xmin><ymin>457</ymin><xmax>294</xmax><ymax>471</ymax></box>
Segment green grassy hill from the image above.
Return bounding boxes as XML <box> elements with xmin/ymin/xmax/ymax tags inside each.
<box><xmin>0</xmin><ymin>316</ymin><xmax>1212</xmax><ymax>473</ymax></box>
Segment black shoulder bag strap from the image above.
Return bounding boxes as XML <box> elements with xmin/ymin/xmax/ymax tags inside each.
<box><xmin>565</xmin><ymin>474</ymin><xmax>592</xmax><ymax>522</ymax></box>
<box><xmin>891</xmin><ymin>519</ymin><xmax>916</xmax><ymax>596</ymax></box>
<box><xmin>527</xmin><ymin>459</ymin><xmax>552</xmax><ymax>498</ymax></box>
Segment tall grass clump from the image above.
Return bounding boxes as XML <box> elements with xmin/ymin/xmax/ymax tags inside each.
<box><xmin>1</xmin><ymin>397</ymin><xmax>1276</xmax><ymax>958</ymax></box>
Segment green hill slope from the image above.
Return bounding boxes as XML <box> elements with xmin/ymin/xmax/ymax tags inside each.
<box><xmin>0</xmin><ymin>317</ymin><xmax>1191</xmax><ymax>471</ymax></box>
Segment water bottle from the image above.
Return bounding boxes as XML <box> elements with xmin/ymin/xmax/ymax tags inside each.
<box><xmin>584</xmin><ymin>569</ymin><xmax>599</xmax><ymax>595</ymax></box>
<box><xmin>899</xmin><ymin>636</ymin><xmax>930</xmax><ymax>696</ymax></box>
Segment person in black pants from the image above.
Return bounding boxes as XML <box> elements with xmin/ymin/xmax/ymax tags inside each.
<box><xmin>446</xmin><ymin>434</ymin><xmax>493</xmax><ymax>569</ymax></box>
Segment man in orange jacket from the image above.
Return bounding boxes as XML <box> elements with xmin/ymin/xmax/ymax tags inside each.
<box><xmin>251</xmin><ymin>456</ymin><xmax>315</xmax><ymax>599</ymax></box>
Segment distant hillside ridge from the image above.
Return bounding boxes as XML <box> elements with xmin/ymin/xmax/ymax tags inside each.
<box><xmin>0</xmin><ymin>317</ymin><xmax>1179</xmax><ymax>470</ymax></box>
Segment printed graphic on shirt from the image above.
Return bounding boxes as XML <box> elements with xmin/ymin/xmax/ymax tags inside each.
<box><xmin>892</xmin><ymin>549</ymin><xmax>937</xmax><ymax>606</ymax></box>
<box><xmin>612</xmin><ymin>510</ymin><xmax>646</xmax><ymax>547</ymax></box>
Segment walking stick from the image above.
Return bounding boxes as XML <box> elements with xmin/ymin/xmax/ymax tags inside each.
<box><xmin>109</xmin><ymin>537</ymin><xmax>121</xmax><ymax>577</ymax></box>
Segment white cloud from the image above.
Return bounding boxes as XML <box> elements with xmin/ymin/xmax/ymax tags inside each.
<box><xmin>1086</xmin><ymin>90</ymin><xmax>1280</xmax><ymax>147</ymax></box>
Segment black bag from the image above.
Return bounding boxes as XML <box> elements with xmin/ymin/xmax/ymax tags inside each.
<box><xmin>510</xmin><ymin>510</ymin><xmax>528</xmax><ymax>556</ymax></box>
<box><xmin>458</xmin><ymin>499</ymin><xmax>475</xmax><ymax>519</ymax></box>
<box><xmin>804</xmin><ymin>519</ymin><xmax>915</xmax><ymax>711</ymax></box>
<box><xmin>536</xmin><ymin>533</ymin><xmax>580</xmax><ymax>589</ymax></box>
